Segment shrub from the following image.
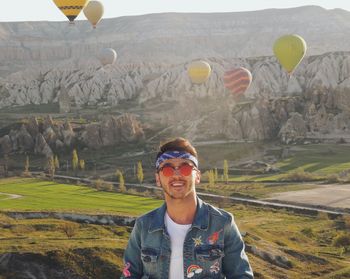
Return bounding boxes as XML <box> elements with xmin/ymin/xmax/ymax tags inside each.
<box><xmin>344</xmin><ymin>215</ymin><xmax>350</xmax><ymax>230</ymax></box>
<box><xmin>279</xmin><ymin>169</ymin><xmax>317</xmax><ymax>182</ymax></box>
<box><xmin>333</xmin><ymin>233</ymin><xmax>350</xmax><ymax>251</ymax></box>
<box><xmin>11</xmin><ymin>224</ymin><xmax>35</xmax><ymax>234</ymax></box>
<box><xmin>325</xmin><ymin>174</ymin><xmax>341</xmax><ymax>183</ymax></box>
<box><xmin>301</xmin><ymin>227</ymin><xmax>314</xmax><ymax>238</ymax></box>
<box><xmin>317</xmin><ymin>212</ymin><xmax>329</xmax><ymax>220</ymax></box>
<box><xmin>60</xmin><ymin>222</ymin><xmax>79</xmax><ymax>238</ymax></box>
<box><xmin>93</xmin><ymin>179</ymin><xmax>104</xmax><ymax>190</ymax></box>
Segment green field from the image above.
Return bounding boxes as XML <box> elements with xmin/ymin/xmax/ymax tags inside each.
<box><xmin>1</xmin><ymin>177</ymin><xmax>350</xmax><ymax>278</ymax></box>
<box><xmin>0</xmin><ymin>178</ymin><xmax>161</xmax><ymax>215</ymax></box>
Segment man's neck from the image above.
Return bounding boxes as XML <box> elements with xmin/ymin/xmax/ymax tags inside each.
<box><xmin>165</xmin><ymin>194</ymin><xmax>197</xmax><ymax>225</ymax></box>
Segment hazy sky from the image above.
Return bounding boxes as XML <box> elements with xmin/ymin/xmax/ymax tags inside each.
<box><xmin>1</xmin><ymin>0</ymin><xmax>350</xmax><ymax>22</ymax></box>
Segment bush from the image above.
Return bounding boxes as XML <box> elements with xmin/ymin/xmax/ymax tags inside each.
<box><xmin>344</xmin><ymin>215</ymin><xmax>350</xmax><ymax>230</ymax></box>
<box><xmin>11</xmin><ymin>224</ymin><xmax>35</xmax><ymax>234</ymax></box>
<box><xmin>301</xmin><ymin>227</ymin><xmax>314</xmax><ymax>238</ymax></box>
<box><xmin>325</xmin><ymin>174</ymin><xmax>341</xmax><ymax>183</ymax></box>
<box><xmin>60</xmin><ymin>222</ymin><xmax>79</xmax><ymax>238</ymax></box>
<box><xmin>93</xmin><ymin>179</ymin><xmax>114</xmax><ymax>191</ymax></box>
<box><xmin>333</xmin><ymin>233</ymin><xmax>350</xmax><ymax>251</ymax></box>
<box><xmin>317</xmin><ymin>212</ymin><xmax>329</xmax><ymax>220</ymax></box>
<box><xmin>279</xmin><ymin>169</ymin><xmax>317</xmax><ymax>182</ymax></box>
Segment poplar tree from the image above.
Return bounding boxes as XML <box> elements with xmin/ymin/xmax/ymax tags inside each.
<box><xmin>72</xmin><ymin>149</ymin><xmax>79</xmax><ymax>174</ymax></box>
<box><xmin>24</xmin><ymin>155</ymin><xmax>30</xmax><ymax>174</ymax></box>
<box><xmin>54</xmin><ymin>155</ymin><xmax>60</xmax><ymax>169</ymax></box>
<box><xmin>79</xmin><ymin>159</ymin><xmax>85</xmax><ymax>171</ymax></box>
<box><xmin>137</xmin><ymin>161</ymin><xmax>144</xmax><ymax>185</ymax></box>
<box><xmin>223</xmin><ymin>160</ymin><xmax>229</xmax><ymax>184</ymax></box>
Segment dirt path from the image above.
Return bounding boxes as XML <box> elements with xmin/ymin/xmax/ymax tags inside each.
<box><xmin>0</xmin><ymin>192</ymin><xmax>23</xmax><ymax>200</ymax></box>
<box><xmin>264</xmin><ymin>184</ymin><xmax>350</xmax><ymax>209</ymax></box>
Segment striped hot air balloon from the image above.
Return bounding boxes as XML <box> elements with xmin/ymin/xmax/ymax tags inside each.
<box><xmin>223</xmin><ymin>67</ymin><xmax>252</xmax><ymax>95</ymax></box>
<box><xmin>52</xmin><ymin>0</ymin><xmax>90</xmax><ymax>23</ymax></box>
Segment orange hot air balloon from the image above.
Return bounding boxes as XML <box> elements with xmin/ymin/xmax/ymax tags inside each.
<box><xmin>223</xmin><ymin>67</ymin><xmax>252</xmax><ymax>95</ymax></box>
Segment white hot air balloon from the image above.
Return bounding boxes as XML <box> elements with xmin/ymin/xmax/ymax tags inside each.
<box><xmin>83</xmin><ymin>0</ymin><xmax>104</xmax><ymax>29</ymax></box>
<box><xmin>98</xmin><ymin>48</ymin><xmax>117</xmax><ymax>66</ymax></box>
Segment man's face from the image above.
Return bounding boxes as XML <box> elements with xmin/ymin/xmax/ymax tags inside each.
<box><xmin>155</xmin><ymin>158</ymin><xmax>200</xmax><ymax>200</ymax></box>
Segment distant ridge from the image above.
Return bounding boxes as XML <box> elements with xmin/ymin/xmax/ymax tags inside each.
<box><xmin>1</xmin><ymin>5</ymin><xmax>350</xmax><ymax>75</ymax></box>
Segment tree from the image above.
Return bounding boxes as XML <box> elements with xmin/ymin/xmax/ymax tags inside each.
<box><xmin>3</xmin><ymin>154</ymin><xmax>9</xmax><ymax>177</ymax></box>
<box><xmin>79</xmin><ymin>159</ymin><xmax>85</xmax><ymax>171</ymax></box>
<box><xmin>24</xmin><ymin>155</ymin><xmax>30</xmax><ymax>174</ymax></box>
<box><xmin>72</xmin><ymin>149</ymin><xmax>79</xmax><ymax>174</ymax></box>
<box><xmin>47</xmin><ymin>156</ymin><xmax>55</xmax><ymax>180</ymax></box>
<box><xmin>54</xmin><ymin>155</ymin><xmax>60</xmax><ymax>169</ymax></box>
<box><xmin>214</xmin><ymin>168</ymin><xmax>218</xmax><ymax>181</ymax></box>
<box><xmin>208</xmin><ymin>169</ymin><xmax>215</xmax><ymax>189</ymax></box>
<box><xmin>116</xmin><ymin>169</ymin><xmax>126</xmax><ymax>193</ymax></box>
<box><xmin>223</xmin><ymin>160</ymin><xmax>229</xmax><ymax>184</ymax></box>
<box><xmin>137</xmin><ymin>161</ymin><xmax>144</xmax><ymax>185</ymax></box>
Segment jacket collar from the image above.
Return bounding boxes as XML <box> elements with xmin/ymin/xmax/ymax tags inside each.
<box><xmin>148</xmin><ymin>197</ymin><xmax>209</xmax><ymax>233</ymax></box>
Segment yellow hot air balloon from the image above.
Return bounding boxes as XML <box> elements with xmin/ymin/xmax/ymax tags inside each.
<box><xmin>83</xmin><ymin>0</ymin><xmax>104</xmax><ymax>29</ymax></box>
<box><xmin>187</xmin><ymin>60</ymin><xmax>211</xmax><ymax>84</ymax></box>
<box><xmin>53</xmin><ymin>0</ymin><xmax>90</xmax><ymax>23</ymax></box>
<box><xmin>273</xmin><ymin>34</ymin><xmax>307</xmax><ymax>74</ymax></box>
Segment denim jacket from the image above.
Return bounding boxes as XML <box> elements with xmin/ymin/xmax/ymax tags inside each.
<box><xmin>121</xmin><ymin>198</ymin><xmax>254</xmax><ymax>279</ymax></box>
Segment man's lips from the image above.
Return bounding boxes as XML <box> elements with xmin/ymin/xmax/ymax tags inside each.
<box><xmin>169</xmin><ymin>181</ymin><xmax>186</xmax><ymax>187</ymax></box>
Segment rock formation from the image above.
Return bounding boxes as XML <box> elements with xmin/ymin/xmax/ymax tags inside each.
<box><xmin>0</xmin><ymin>114</ymin><xmax>144</xmax><ymax>156</ymax></box>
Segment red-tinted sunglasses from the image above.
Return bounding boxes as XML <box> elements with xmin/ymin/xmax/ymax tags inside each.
<box><xmin>158</xmin><ymin>163</ymin><xmax>196</xmax><ymax>177</ymax></box>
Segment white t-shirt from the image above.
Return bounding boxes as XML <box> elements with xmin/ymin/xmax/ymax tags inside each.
<box><xmin>165</xmin><ymin>212</ymin><xmax>191</xmax><ymax>279</ymax></box>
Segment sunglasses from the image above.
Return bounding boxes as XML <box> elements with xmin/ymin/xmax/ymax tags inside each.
<box><xmin>158</xmin><ymin>163</ymin><xmax>196</xmax><ymax>177</ymax></box>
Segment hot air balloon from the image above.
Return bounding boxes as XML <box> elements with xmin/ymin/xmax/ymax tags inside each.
<box><xmin>187</xmin><ymin>61</ymin><xmax>211</xmax><ymax>84</ymax></box>
<box><xmin>223</xmin><ymin>67</ymin><xmax>252</xmax><ymax>95</ymax></box>
<box><xmin>83</xmin><ymin>0</ymin><xmax>104</xmax><ymax>29</ymax></box>
<box><xmin>98</xmin><ymin>48</ymin><xmax>117</xmax><ymax>66</ymax></box>
<box><xmin>273</xmin><ymin>34</ymin><xmax>307</xmax><ymax>74</ymax></box>
<box><xmin>53</xmin><ymin>0</ymin><xmax>89</xmax><ymax>23</ymax></box>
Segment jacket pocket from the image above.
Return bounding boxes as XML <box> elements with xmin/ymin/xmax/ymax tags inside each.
<box><xmin>195</xmin><ymin>244</ymin><xmax>224</xmax><ymax>261</ymax></box>
<box><xmin>141</xmin><ymin>247</ymin><xmax>159</xmax><ymax>276</ymax></box>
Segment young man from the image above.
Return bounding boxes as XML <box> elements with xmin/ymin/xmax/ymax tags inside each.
<box><xmin>121</xmin><ymin>137</ymin><xmax>253</xmax><ymax>279</ymax></box>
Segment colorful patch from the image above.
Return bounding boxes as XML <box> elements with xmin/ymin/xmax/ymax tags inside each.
<box><xmin>122</xmin><ymin>262</ymin><xmax>131</xmax><ymax>277</ymax></box>
<box><xmin>210</xmin><ymin>261</ymin><xmax>220</xmax><ymax>274</ymax></box>
<box><xmin>207</xmin><ymin>229</ymin><xmax>223</xmax><ymax>244</ymax></box>
<box><xmin>192</xmin><ymin>236</ymin><xmax>203</xmax><ymax>247</ymax></box>
<box><xmin>187</xmin><ymin>264</ymin><xmax>203</xmax><ymax>278</ymax></box>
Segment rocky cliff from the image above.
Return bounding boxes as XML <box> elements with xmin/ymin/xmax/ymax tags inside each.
<box><xmin>1</xmin><ymin>51</ymin><xmax>350</xmax><ymax>145</ymax></box>
<box><xmin>0</xmin><ymin>114</ymin><xmax>144</xmax><ymax>157</ymax></box>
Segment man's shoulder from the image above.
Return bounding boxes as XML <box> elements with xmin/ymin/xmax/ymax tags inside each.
<box><xmin>205</xmin><ymin>201</ymin><xmax>233</xmax><ymax>222</ymax></box>
<box><xmin>136</xmin><ymin>205</ymin><xmax>163</xmax><ymax>223</ymax></box>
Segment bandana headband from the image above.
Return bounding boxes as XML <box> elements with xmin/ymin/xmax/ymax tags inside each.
<box><xmin>156</xmin><ymin>151</ymin><xmax>198</xmax><ymax>169</ymax></box>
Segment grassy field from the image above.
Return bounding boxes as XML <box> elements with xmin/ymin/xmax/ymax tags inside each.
<box><xmin>197</xmin><ymin>181</ymin><xmax>319</xmax><ymax>199</ymax></box>
<box><xmin>0</xmin><ymin>178</ymin><xmax>161</xmax><ymax>215</ymax></box>
<box><xmin>0</xmin><ymin>177</ymin><xmax>350</xmax><ymax>278</ymax></box>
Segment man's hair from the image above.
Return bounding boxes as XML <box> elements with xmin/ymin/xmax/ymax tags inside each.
<box><xmin>156</xmin><ymin>137</ymin><xmax>198</xmax><ymax>160</ymax></box>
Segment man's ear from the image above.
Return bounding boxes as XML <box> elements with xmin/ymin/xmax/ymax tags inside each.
<box><xmin>155</xmin><ymin>173</ymin><xmax>161</xmax><ymax>187</ymax></box>
<box><xmin>195</xmin><ymin>170</ymin><xmax>201</xmax><ymax>185</ymax></box>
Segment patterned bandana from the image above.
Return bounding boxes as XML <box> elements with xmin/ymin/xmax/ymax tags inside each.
<box><xmin>156</xmin><ymin>151</ymin><xmax>198</xmax><ymax>169</ymax></box>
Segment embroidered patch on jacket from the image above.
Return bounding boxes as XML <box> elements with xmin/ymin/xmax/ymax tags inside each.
<box><xmin>122</xmin><ymin>262</ymin><xmax>131</xmax><ymax>277</ymax></box>
<box><xmin>192</xmin><ymin>236</ymin><xmax>203</xmax><ymax>247</ymax></box>
<box><xmin>207</xmin><ymin>229</ymin><xmax>223</xmax><ymax>244</ymax></box>
<box><xmin>210</xmin><ymin>261</ymin><xmax>220</xmax><ymax>274</ymax></box>
<box><xmin>187</xmin><ymin>264</ymin><xmax>203</xmax><ymax>278</ymax></box>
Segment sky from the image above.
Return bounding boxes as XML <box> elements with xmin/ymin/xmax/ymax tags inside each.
<box><xmin>1</xmin><ymin>0</ymin><xmax>350</xmax><ymax>22</ymax></box>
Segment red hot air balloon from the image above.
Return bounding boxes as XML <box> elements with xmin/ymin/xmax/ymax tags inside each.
<box><xmin>223</xmin><ymin>67</ymin><xmax>252</xmax><ymax>95</ymax></box>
